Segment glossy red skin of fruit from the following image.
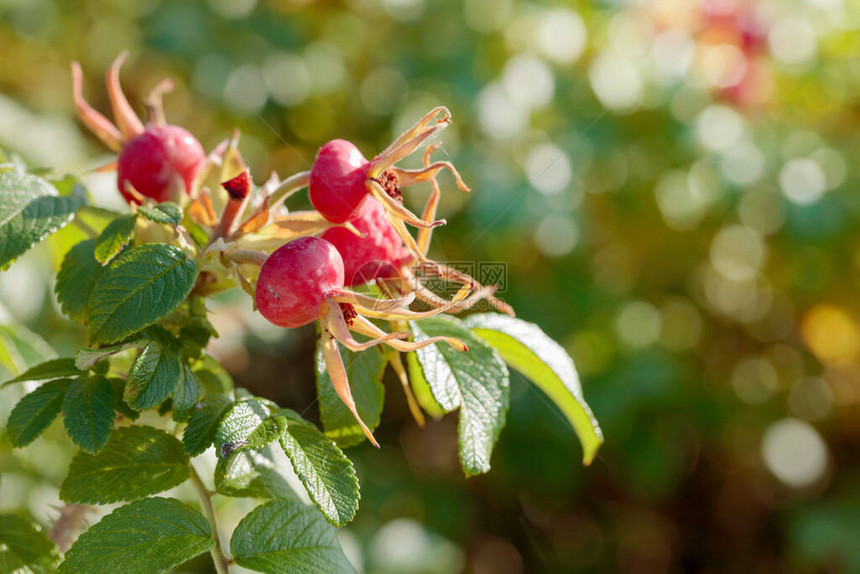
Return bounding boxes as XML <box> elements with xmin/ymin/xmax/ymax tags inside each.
<box><xmin>255</xmin><ymin>237</ymin><xmax>345</xmax><ymax>328</ymax></box>
<box><xmin>322</xmin><ymin>197</ymin><xmax>411</xmax><ymax>287</ymax></box>
<box><xmin>308</xmin><ymin>139</ymin><xmax>371</xmax><ymax>224</ymax></box>
<box><xmin>117</xmin><ymin>124</ymin><xmax>205</xmax><ymax>204</ymax></box>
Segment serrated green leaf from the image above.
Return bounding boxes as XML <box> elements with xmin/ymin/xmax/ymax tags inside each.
<box><xmin>216</xmin><ymin>464</ymin><xmax>298</xmax><ymax>500</ymax></box>
<box><xmin>0</xmin><ymin>323</ymin><xmax>56</xmax><ymax>377</ymax></box>
<box><xmin>315</xmin><ymin>342</ymin><xmax>385</xmax><ymax>448</ymax></box>
<box><xmin>138</xmin><ymin>202</ymin><xmax>182</xmax><ymax>225</ymax></box>
<box><xmin>0</xmin><ymin>171</ymin><xmax>83</xmax><ymax>270</ymax></box>
<box><xmin>231</xmin><ymin>499</ymin><xmax>356</xmax><ymax>574</ymax></box>
<box><xmin>55</xmin><ymin>239</ymin><xmax>102</xmax><ymax>324</ymax></box>
<box><xmin>278</xmin><ymin>409</ymin><xmax>360</xmax><ymax>527</ymax></box>
<box><xmin>86</xmin><ymin>243</ymin><xmax>198</xmax><ymax>345</ymax></box>
<box><xmin>410</xmin><ymin>317</ymin><xmax>510</xmax><ymax>477</ymax></box>
<box><xmin>0</xmin><ymin>513</ymin><xmax>60</xmax><ymax>573</ymax></box>
<box><xmin>238</xmin><ymin>414</ymin><xmax>287</xmax><ymax>453</ymax></box>
<box><xmin>405</xmin><ymin>351</ymin><xmax>446</xmax><ymax>418</ymax></box>
<box><xmin>172</xmin><ymin>364</ymin><xmax>201</xmax><ymax>422</ymax></box>
<box><xmin>75</xmin><ymin>339</ymin><xmax>145</xmax><ymax>370</ymax></box>
<box><xmin>215</xmin><ymin>399</ymin><xmax>271</xmax><ymax>458</ymax></box>
<box><xmin>215</xmin><ymin>447</ymin><xmax>278</xmax><ymax>496</ymax></box>
<box><xmin>179</xmin><ymin>322</ymin><xmax>212</xmax><ymax>359</ymax></box>
<box><xmin>7</xmin><ymin>379</ymin><xmax>71</xmax><ymax>447</ymax></box>
<box><xmin>60</xmin><ymin>426</ymin><xmax>190</xmax><ymax>504</ymax></box>
<box><xmin>58</xmin><ymin>497</ymin><xmax>213</xmax><ymax>574</ymax></box>
<box><xmin>464</xmin><ymin>313</ymin><xmax>604</xmax><ymax>465</ymax></box>
<box><xmin>124</xmin><ymin>340</ymin><xmax>181</xmax><ymax>410</ymax></box>
<box><xmin>183</xmin><ymin>394</ymin><xmax>233</xmax><ymax>456</ymax></box>
<box><xmin>94</xmin><ymin>213</ymin><xmax>137</xmax><ymax>265</ymax></box>
<box><xmin>2</xmin><ymin>357</ymin><xmax>81</xmax><ymax>387</ymax></box>
<box><xmin>109</xmin><ymin>377</ymin><xmax>140</xmax><ymax>421</ymax></box>
<box><xmin>62</xmin><ymin>375</ymin><xmax>115</xmax><ymax>453</ymax></box>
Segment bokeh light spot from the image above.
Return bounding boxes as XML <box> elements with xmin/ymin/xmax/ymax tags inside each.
<box><xmin>762</xmin><ymin>418</ymin><xmax>828</xmax><ymax>488</ymax></box>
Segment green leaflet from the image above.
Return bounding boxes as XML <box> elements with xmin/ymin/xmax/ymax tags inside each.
<box><xmin>60</xmin><ymin>426</ymin><xmax>190</xmax><ymax>504</ymax></box>
<box><xmin>183</xmin><ymin>393</ymin><xmax>233</xmax><ymax>456</ymax></box>
<box><xmin>409</xmin><ymin>317</ymin><xmax>510</xmax><ymax>477</ymax></box>
<box><xmin>0</xmin><ymin>171</ymin><xmax>83</xmax><ymax>270</ymax></box>
<box><xmin>86</xmin><ymin>243</ymin><xmax>198</xmax><ymax>345</ymax></box>
<box><xmin>315</xmin><ymin>341</ymin><xmax>385</xmax><ymax>447</ymax></box>
<box><xmin>215</xmin><ymin>447</ymin><xmax>283</xmax><ymax>498</ymax></box>
<box><xmin>238</xmin><ymin>414</ymin><xmax>288</xmax><ymax>454</ymax></box>
<box><xmin>171</xmin><ymin>363</ymin><xmax>202</xmax><ymax>422</ymax></box>
<box><xmin>215</xmin><ymin>398</ymin><xmax>273</xmax><ymax>458</ymax></box>
<box><xmin>7</xmin><ymin>379</ymin><xmax>71</xmax><ymax>447</ymax></box>
<box><xmin>231</xmin><ymin>499</ymin><xmax>357</xmax><ymax>574</ymax></box>
<box><xmin>58</xmin><ymin>497</ymin><xmax>213</xmax><ymax>574</ymax></box>
<box><xmin>94</xmin><ymin>212</ymin><xmax>137</xmax><ymax>264</ymax></box>
<box><xmin>405</xmin><ymin>351</ymin><xmax>446</xmax><ymax>418</ymax></box>
<box><xmin>464</xmin><ymin>313</ymin><xmax>604</xmax><ymax>465</ymax></box>
<box><xmin>137</xmin><ymin>202</ymin><xmax>182</xmax><ymax>225</ymax></box>
<box><xmin>0</xmin><ymin>513</ymin><xmax>60</xmax><ymax>573</ymax></box>
<box><xmin>75</xmin><ymin>339</ymin><xmax>144</xmax><ymax>371</ymax></box>
<box><xmin>278</xmin><ymin>409</ymin><xmax>360</xmax><ymax>527</ymax></box>
<box><xmin>2</xmin><ymin>357</ymin><xmax>81</xmax><ymax>387</ymax></box>
<box><xmin>216</xmin><ymin>462</ymin><xmax>298</xmax><ymax>500</ymax></box>
<box><xmin>62</xmin><ymin>375</ymin><xmax>115</xmax><ymax>453</ymax></box>
<box><xmin>55</xmin><ymin>239</ymin><xmax>102</xmax><ymax>324</ymax></box>
<box><xmin>124</xmin><ymin>339</ymin><xmax>182</xmax><ymax>410</ymax></box>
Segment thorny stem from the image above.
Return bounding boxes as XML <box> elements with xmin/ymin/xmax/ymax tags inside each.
<box><xmin>269</xmin><ymin>170</ymin><xmax>310</xmax><ymax>206</ymax></box>
<box><xmin>190</xmin><ymin>464</ymin><xmax>231</xmax><ymax>574</ymax></box>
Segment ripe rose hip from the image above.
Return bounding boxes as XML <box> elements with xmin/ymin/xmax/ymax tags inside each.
<box><xmin>72</xmin><ymin>52</ymin><xmax>205</xmax><ymax>204</ymax></box>
<box><xmin>255</xmin><ymin>236</ymin><xmax>344</xmax><ymax>328</ymax></box>
<box><xmin>321</xmin><ymin>197</ymin><xmax>411</xmax><ymax>287</ymax></box>
<box><xmin>252</xmin><ymin>235</ymin><xmax>471</xmax><ymax>446</ymax></box>
<box><xmin>306</xmin><ymin>107</ymin><xmax>469</xmax><ymax>230</ymax></box>
<box><xmin>309</xmin><ymin>139</ymin><xmax>371</xmax><ymax>224</ymax></box>
<box><xmin>117</xmin><ymin>124</ymin><xmax>205</xmax><ymax>204</ymax></box>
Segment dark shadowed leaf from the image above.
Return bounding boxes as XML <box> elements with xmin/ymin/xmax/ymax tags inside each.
<box><xmin>55</xmin><ymin>239</ymin><xmax>102</xmax><ymax>324</ymax></box>
<box><xmin>183</xmin><ymin>394</ymin><xmax>233</xmax><ymax>457</ymax></box>
<box><xmin>124</xmin><ymin>339</ymin><xmax>182</xmax><ymax>410</ymax></box>
<box><xmin>315</xmin><ymin>342</ymin><xmax>385</xmax><ymax>447</ymax></box>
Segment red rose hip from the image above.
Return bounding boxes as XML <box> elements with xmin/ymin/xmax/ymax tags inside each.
<box><xmin>117</xmin><ymin>124</ymin><xmax>205</xmax><ymax>204</ymax></box>
<box><xmin>255</xmin><ymin>237</ymin><xmax>345</xmax><ymax>328</ymax></box>
<box><xmin>308</xmin><ymin>139</ymin><xmax>371</xmax><ymax>224</ymax></box>
<box><xmin>321</xmin><ymin>197</ymin><xmax>411</xmax><ymax>287</ymax></box>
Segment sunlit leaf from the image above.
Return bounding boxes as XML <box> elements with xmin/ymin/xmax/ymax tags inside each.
<box><xmin>58</xmin><ymin>498</ymin><xmax>213</xmax><ymax>574</ymax></box>
<box><xmin>464</xmin><ymin>313</ymin><xmax>603</xmax><ymax>465</ymax></box>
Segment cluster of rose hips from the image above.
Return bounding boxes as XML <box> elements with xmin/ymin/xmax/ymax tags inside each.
<box><xmin>73</xmin><ymin>54</ymin><xmax>510</xmax><ymax>444</ymax></box>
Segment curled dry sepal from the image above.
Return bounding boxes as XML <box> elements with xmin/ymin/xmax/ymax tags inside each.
<box><xmin>0</xmin><ymin>53</ymin><xmax>602</xmax><ymax>573</ymax></box>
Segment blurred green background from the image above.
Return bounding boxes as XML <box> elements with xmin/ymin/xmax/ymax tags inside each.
<box><xmin>2</xmin><ymin>0</ymin><xmax>860</xmax><ymax>572</ymax></box>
